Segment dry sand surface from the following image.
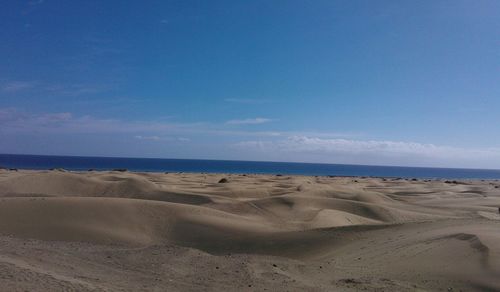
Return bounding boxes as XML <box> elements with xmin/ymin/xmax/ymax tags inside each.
<box><xmin>0</xmin><ymin>169</ymin><xmax>499</xmax><ymax>291</ymax></box>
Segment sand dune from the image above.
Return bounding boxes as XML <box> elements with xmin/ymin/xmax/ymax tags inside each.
<box><xmin>0</xmin><ymin>169</ymin><xmax>499</xmax><ymax>291</ymax></box>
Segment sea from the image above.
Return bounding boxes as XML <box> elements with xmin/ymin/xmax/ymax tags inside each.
<box><xmin>1</xmin><ymin>154</ymin><xmax>500</xmax><ymax>180</ymax></box>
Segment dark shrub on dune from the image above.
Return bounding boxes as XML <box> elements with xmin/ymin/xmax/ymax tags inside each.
<box><xmin>218</xmin><ymin>178</ymin><xmax>228</xmax><ymax>183</ymax></box>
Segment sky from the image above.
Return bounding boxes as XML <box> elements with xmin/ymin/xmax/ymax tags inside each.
<box><xmin>1</xmin><ymin>0</ymin><xmax>499</xmax><ymax>169</ymax></box>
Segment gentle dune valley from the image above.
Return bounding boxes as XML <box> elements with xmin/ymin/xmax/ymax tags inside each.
<box><xmin>0</xmin><ymin>169</ymin><xmax>499</xmax><ymax>291</ymax></box>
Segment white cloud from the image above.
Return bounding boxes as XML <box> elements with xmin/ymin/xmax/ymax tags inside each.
<box><xmin>226</xmin><ymin>117</ymin><xmax>273</xmax><ymax>125</ymax></box>
<box><xmin>38</xmin><ymin>112</ymin><xmax>73</xmax><ymax>124</ymax></box>
<box><xmin>1</xmin><ymin>81</ymin><xmax>37</xmax><ymax>92</ymax></box>
<box><xmin>0</xmin><ymin>108</ymin><xmax>180</xmax><ymax>134</ymax></box>
<box><xmin>281</xmin><ymin>136</ymin><xmax>446</xmax><ymax>155</ymax></box>
<box><xmin>0</xmin><ymin>80</ymin><xmax>110</xmax><ymax>96</ymax></box>
<box><xmin>134</xmin><ymin>135</ymin><xmax>162</xmax><ymax>141</ymax></box>
<box><xmin>134</xmin><ymin>135</ymin><xmax>190</xmax><ymax>142</ymax></box>
<box><xmin>0</xmin><ymin>109</ymin><xmax>283</xmax><ymax>141</ymax></box>
<box><xmin>233</xmin><ymin>136</ymin><xmax>500</xmax><ymax>169</ymax></box>
<box><xmin>44</xmin><ymin>84</ymin><xmax>111</xmax><ymax>96</ymax></box>
<box><xmin>0</xmin><ymin>108</ymin><xmax>72</xmax><ymax>125</ymax></box>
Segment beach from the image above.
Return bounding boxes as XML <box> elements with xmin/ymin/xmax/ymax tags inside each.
<box><xmin>0</xmin><ymin>169</ymin><xmax>499</xmax><ymax>291</ymax></box>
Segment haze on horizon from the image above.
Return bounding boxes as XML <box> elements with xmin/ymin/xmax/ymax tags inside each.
<box><xmin>1</xmin><ymin>0</ymin><xmax>499</xmax><ymax>169</ymax></box>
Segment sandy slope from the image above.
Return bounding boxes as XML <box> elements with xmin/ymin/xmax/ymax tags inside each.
<box><xmin>0</xmin><ymin>169</ymin><xmax>499</xmax><ymax>291</ymax></box>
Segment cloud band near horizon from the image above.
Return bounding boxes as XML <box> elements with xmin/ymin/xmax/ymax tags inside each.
<box><xmin>1</xmin><ymin>107</ymin><xmax>500</xmax><ymax>169</ymax></box>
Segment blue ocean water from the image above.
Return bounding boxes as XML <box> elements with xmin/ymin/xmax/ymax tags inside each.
<box><xmin>1</xmin><ymin>154</ymin><xmax>499</xmax><ymax>179</ymax></box>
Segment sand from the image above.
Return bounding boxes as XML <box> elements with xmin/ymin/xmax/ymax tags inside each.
<box><xmin>0</xmin><ymin>169</ymin><xmax>499</xmax><ymax>291</ymax></box>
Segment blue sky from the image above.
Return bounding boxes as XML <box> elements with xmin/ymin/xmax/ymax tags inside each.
<box><xmin>1</xmin><ymin>0</ymin><xmax>499</xmax><ymax>168</ymax></box>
